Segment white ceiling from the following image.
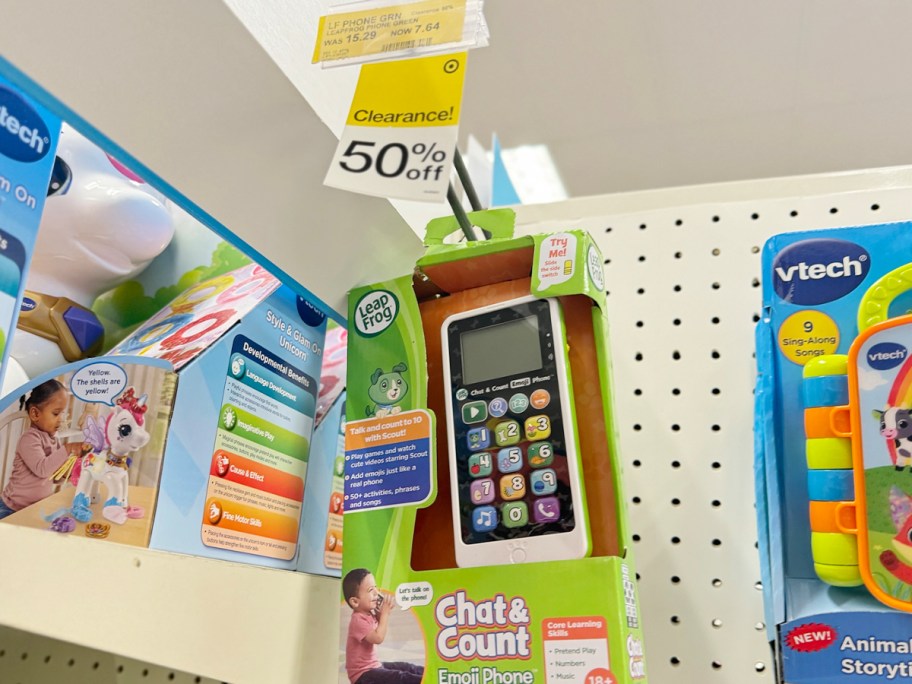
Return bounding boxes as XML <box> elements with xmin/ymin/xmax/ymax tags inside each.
<box><xmin>458</xmin><ymin>1</ymin><xmax>912</xmax><ymax>196</ymax></box>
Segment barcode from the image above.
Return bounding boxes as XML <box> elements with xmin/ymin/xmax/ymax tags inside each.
<box><xmin>380</xmin><ymin>38</ymin><xmax>434</xmax><ymax>52</ymax></box>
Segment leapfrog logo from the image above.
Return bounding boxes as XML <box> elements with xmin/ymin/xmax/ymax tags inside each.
<box><xmin>353</xmin><ymin>290</ymin><xmax>398</xmax><ymax>337</ymax></box>
<box><xmin>772</xmin><ymin>239</ymin><xmax>870</xmax><ymax>305</ymax></box>
<box><xmin>0</xmin><ymin>87</ymin><xmax>51</xmax><ymax>162</ymax></box>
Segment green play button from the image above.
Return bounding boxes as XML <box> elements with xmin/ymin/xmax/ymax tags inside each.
<box><xmin>462</xmin><ymin>400</ymin><xmax>487</xmax><ymax>424</ymax></box>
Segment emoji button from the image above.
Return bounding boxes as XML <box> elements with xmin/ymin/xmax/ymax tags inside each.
<box><xmin>503</xmin><ymin>502</ymin><xmax>529</xmax><ymax>528</ymax></box>
<box><xmin>530</xmin><ymin>389</ymin><xmax>551</xmax><ymax>410</ymax></box>
<box><xmin>531</xmin><ymin>468</ymin><xmax>558</xmax><ymax>495</ymax></box>
<box><xmin>497</xmin><ymin>447</ymin><xmax>523</xmax><ymax>473</ymax></box>
<box><xmin>467</xmin><ymin>427</ymin><xmax>491</xmax><ymax>451</ymax></box>
<box><xmin>533</xmin><ymin>497</ymin><xmax>561</xmax><ymax>523</ymax></box>
<box><xmin>528</xmin><ymin>441</ymin><xmax>554</xmax><ymax>468</ymax></box>
<box><xmin>494</xmin><ymin>420</ymin><xmax>521</xmax><ymax>446</ymax></box>
<box><xmin>525</xmin><ymin>415</ymin><xmax>551</xmax><ymax>440</ymax></box>
<box><xmin>470</xmin><ymin>478</ymin><xmax>495</xmax><ymax>505</ymax></box>
<box><xmin>468</xmin><ymin>452</ymin><xmax>493</xmax><ymax>478</ymax></box>
<box><xmin>472</xmin><ymin>506</ymin><xmax>498</xmax><ymax>533</ymax></box>
<box><xmin>500</xmin><ymin>474</ymin><xmax>526</xmax><ymax>501</ymax></box>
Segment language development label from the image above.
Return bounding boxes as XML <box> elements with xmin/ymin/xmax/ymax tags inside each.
<box><xmin>201</xmin><ymin>335</ymin><xmax>317</xmax><ymax>560</ymax></box>
<box><xmin>542</xmin><ymin>617</ymin><xmax>612</xmax><ymax>684</ymax></box>
<box><xmin>324</xmin><ymin>52</ymin><xmax>466</xmax><ymax>201</ymax></box>
<box><xmin>344</xmin><ymin>410</ymin><xmax>433</xmax><ymax>512</ymax></box>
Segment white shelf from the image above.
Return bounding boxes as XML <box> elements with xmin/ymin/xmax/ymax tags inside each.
<box><xmin>0</xmin><ymin>524</ymin><xmax>339</xmax><ymax>684</ymax></box>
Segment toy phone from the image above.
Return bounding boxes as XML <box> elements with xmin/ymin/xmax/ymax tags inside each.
<box><xmin>441</xmin><ymin>295</ymin><xmax>589</xmax><ymax>568</ymax></box>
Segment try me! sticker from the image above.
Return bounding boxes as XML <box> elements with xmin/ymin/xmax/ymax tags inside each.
<box><xmin>785</xmin><ymin>623</ymin><xmax>837</xmax><ymax>652</ymax></box>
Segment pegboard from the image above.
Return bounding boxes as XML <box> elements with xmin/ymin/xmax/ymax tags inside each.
<box><xmin>0</xmin><ymin>625</ymin><xmax>223</xmax><ymax>684</ymax></box>
<box><xmin>514</xmin><ymin>173</ymin><xmax>912</xmax><ymax>684</ymax></box>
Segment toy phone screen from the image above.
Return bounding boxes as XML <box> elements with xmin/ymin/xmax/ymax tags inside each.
<box><xmin>446</xmin><ymin>299</ymin><xmax>577</xmax><ymax>545</ymax></box>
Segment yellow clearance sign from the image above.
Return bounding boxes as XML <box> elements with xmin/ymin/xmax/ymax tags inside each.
<box><xmin>325</xmin><ymin>52</ymin><xmax>467</xmax><ymax>201</ymax></box>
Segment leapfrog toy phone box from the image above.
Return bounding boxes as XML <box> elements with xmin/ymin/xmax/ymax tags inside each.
<box><xmin>755</xmin><ymin>222</ymin><xmax>912</xmax><ymax>683</ymax></box>
<box><xmin>106</xmin><ymin>262</ymin><xmax>329</xmax><ymax>570</ymax></box>
<box><xmin>339</xmin><ymin>212</ymin><xmax>647</xmax><ymax>684</ymax></box>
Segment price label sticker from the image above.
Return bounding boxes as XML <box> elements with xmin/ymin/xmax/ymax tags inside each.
<box><xmin>313</xmin><ymin>0</ymin><xmax>468</xmax><ymax>65</ymax></box>
<box><xmin>325</xmin><ymin>52</ymin><xmax>466</xmax><ymax>201</ymax></box>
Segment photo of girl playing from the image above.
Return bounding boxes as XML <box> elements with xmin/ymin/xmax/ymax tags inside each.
<box><xmin>0</xmin><ymin>379</ymin><xmax>69</xmax><ymax>519</ymax></box>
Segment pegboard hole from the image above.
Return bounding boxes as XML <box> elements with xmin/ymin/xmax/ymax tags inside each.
<box><xmin>712</xmin><ymin>247</ymin><xmax>721</xmax><ymax>256</ymax></box>
<box><xmin>633</xmin><ymin>534</ymin><xmax>641</xmax><ymax>542</ymax></box>
<box><xmin>671</xmin><ymin>615</ymin><xmax>681</xmax><ymax>624</ymax></box>
<box><xmin>671</xmin><ymin>657</ymin><xmax>681</xmax><ymax>666</ymax></box>
<box><xmin>751</xmin><ymin>245</ymin><xmax>760</xmax><ymax>254</ymax></box>
<box><xmin>674</xmin><ymin>285</ymin><xmax>682</xmax><ymax>292</ymax></box>
<box><xmin>712</xmin><ymin>215</ymin><xmax>720</xmax><ymax>222</ymax></box>
<box><xmin>712</xmin><ymin>538</ymin><xmax>722</xmax><ymax>546</ymax></box>
<box><xmin>711</xmin><ymin>282</ymin><xmax>721</xmax><ymax>290</ymax></box>
<box><xmin>711</xmin><ymin>350</ymin><xmax>721</xmax><ymax>359</ymax></box>
<box><xmin>672</xmin><ymin>388</ymin><xmax>681</xmax><ymax>396</ymax></box>
<box><xmin>755</xmin><ymin>662</ymin><xmax>767</xmax><ymax>673</ymax></box>
<box><xmin>712</xmin><ymin>578</ymin><xmax>723</xmax><ymax>587</ymax></box>
<box><xmin>169</xmin><ymin>674</ymin><xmax>176</xmax><ymax>681</ymax></box>
<box><xmin>93</xmin><ymin>661</ymin><xmax>100</xmax><ymax>670</ymax></box>
<box><xmin>671</xmin><ymin>576</ymin><xmax>681</xmax><ymax>584</ymax></box>
<box><xmin>671</xmin><ymin>461</ymin><xmax>681</xmax><ymax>469</ymax></box>
<box><xmin>632</xmin><ymin>496</ymin><xmax>641</xmax><ymax>504</ymax></box>
<box><xmin>635</xmin><ymin>352</ymin><xmax>643</xmax><ymax>361</ymax></box>
<box><xmin>118</xmin><ymin>665</ymin><xmax>125</xmax><ymax>673</ymax></box>
<box><xmin>143</xmin><ymin>668</ymin><xmax>150</xmax><ymax>677</ymax></box>
<box><xmin>633</xmin><ymin>424</ymin><xmax>642</xmax><ymax>431</ymax></box>
<box><xmin>604</xmin><ymin>258</ymin><xmax>611</xmax><ymax>265</ymax></box>
<box><xmin>605</xmin><ymin>226</ymin><xmax>613</xmax><ymax>233</ymax></box>
<box><xmin>711</xmin><ymin>316</ymin><xmax>720</xmax><ymax>324</ymax></box>
<box><xmin>671</xmin><ymin>536</ymin><xmax>681</xmax><ymax>544</ymax></box>
<box><xmin>671</xmin><ymin>498</ymin><xmax>681</xmax><ymax>506</ymax></box>
<box><xmin>671</xmin><ymin>424</ymin><xmax>681</xmax><ymax>432</ymax></box>
<box><xmin>711</xmin><ymin>388</ymin><xmax>721</xmax><ymax>395</ymax></box>
<box><xmin>21</xmin><ymin>652</ymin><xmax>27</xmax><ymax>660</ymax></box>
<box><xmin>639</xmin><ymin>223</ymin><xmax>647</xmax><ymax>230</ymax></box>
<box><xmin>711</xmin><ymin>424</ymin><xmax>721</xmax><ymax>432</ymax></box>
<box><xmin>635</xmin><ymin>320</ymin><xmax>644</xmax><ymax>327</ymax></box>
<box><xmin>632</xmin><ymin>459</ymin><xmax>642</xmax><ymax>467</ymax></box>
<box><xmin>755</xmin><ymin>580</ymin><xmax>763</xmax><ymax>590</ymax></box>
<box><xmin>871</xmin><ymin>203</ymin><xmax>881</xmax><ymax>211</ymax></box>
<box><xmin>68</xmin><ymin>658</ymin><xmax>75</xmax><ymax>667</ymax></box>
<box><xmin>638</xmin><ymin>255</ymin><xmax>646</xmax><ymax>262</ymax></box>
<box><xmin>43</xmin><ymin>655</ymin><xmax>50</xmax><ymax>663</ymax></box>
<box><xmin>673</xmin><ymin>318</ymin><xmax>681</xmax><ymax>326</ymax></box>
<box><xmin>753</xmin><ymin>313</ymin><xmax>761</xmax><ymax>323</ymax></box>
<box><xmin>711</xmin><ymin>461</ymin><xmax>721</xmax><ymax>469</ymax></box>
<box><xmin>636</xmin><ymin>287</ymin><xmax>645</xmax><ymax>295</ymax></box>
<box><xmin>751</xmin><ymin>212</ymin><xmax>759</xmax><ymax>220</ymax></box>
<box><xmin>675</xmin><ymin>219</ymin><xmax>683</xmax><ymax>226</ymax></box>
<box><xmin>752</xmin><ymin>277</ymin><xmax>760</xmax><ymax>288</ymax></box>
<box><xmin>755</xmin><ymin>622</ymin><xmax>766</xmax><ymax>631</ymax></box>
<box><xmin>674</xmin><ymin>251</ymin><xmax>683</xmax><ymax>259</ymax></box>
<box><xmin>712</xmin><ymin>499</ymin><xmax>721</xmax><ymax>507</ymax></box>
<box><xmin>829</xmin><ymin>207</ymin><xmax>839</xmax><ymax>214</ymax></box>
<box><xmin>672</xmin><ymin>351</ymin><xmax>681</xmax><ymax>360</ymax></box>
<box><xmin>790</xmin><ymin>210</ymin><xmax>799</xmax><ymax>217</ymax></box>
<box><xmin>634</xmin><ymin>388</ymin><xmax>643</xmax><ymax>396</ymax></box>
<box><xmin>712</xmin><ymin>660</ymin><xmax>723</xmax><ymax>668</ymax></box>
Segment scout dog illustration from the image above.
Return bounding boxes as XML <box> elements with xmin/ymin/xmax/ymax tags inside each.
<box><xmin>366</xmin><ymin>363</ymin><xmax>408</xmax><ymax>418</ymax></box>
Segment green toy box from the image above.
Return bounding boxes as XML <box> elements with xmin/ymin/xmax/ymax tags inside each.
<box><xmin>338</xmin><ymin>211</ymin><xmax>647</xmax><ymax>684</ymax></box>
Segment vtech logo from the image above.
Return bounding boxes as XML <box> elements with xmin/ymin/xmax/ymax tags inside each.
<box><xmin>0</xmin><ymin>86</ymin><xmax>51</xmax><ymax>163</ymax></box>
<box><xmin>867</xmin><ymin>342</ymin><xmax>908</xmax><ymax>371</ymax></box>
<box><xmin>772</xmin><ymin>239</ymin><xmax>870</xmax><ymax>305</ymax></box>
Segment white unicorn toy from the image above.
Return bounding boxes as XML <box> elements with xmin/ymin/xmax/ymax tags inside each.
<box><xmin>71</xmin><ymin>387</ymin><xmax>150</xmax><ymax>525</ymax></box>
<box><xmin>4</xmin><ymin>124</ymin><xmax>174</xmax><ymax>391</ymax></box>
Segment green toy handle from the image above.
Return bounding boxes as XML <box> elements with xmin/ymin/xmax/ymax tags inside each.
<box><xmin>424</xmin><ymin>209</ymin><xmax>516</xmax><ymax>246</ymax></box>
<box><xmin>858</xmin><ymin>263</ymin><xmax>912</xmax><ymax>332</ymax></box>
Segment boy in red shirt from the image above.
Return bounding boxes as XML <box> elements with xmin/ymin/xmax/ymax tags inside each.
<box><xmin>343</xmin><ymin>568</ymin><xmax>424</xmax><ymax>683</ymax></box>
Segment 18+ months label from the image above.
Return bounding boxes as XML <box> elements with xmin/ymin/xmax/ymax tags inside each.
<box><xmin>344</xmin><ymin>410</ymin><xmax>433</xmax><ymax>512</ymax></box>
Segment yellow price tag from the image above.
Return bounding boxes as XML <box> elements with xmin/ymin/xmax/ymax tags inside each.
<box><xmin>313</xmin><ymin>0</ymin><xmax>467</xmax><ymax>64</ymax></box>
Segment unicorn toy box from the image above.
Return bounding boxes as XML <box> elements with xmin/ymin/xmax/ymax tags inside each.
<box><xmin>755</xmin><ymin>222</ymin><xmax>912</xmax><ymax>683</ymax></box>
